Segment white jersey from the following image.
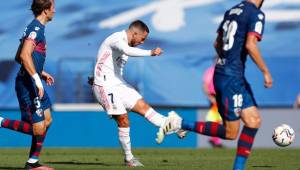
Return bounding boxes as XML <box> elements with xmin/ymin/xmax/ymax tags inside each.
<box><xmin>94</xmin><ymin>30</ymin><xmax>151</xmax><ymax>86</ymax></box>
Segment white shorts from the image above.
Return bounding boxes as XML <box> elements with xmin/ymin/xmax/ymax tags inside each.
<box><xmin>92</xmin><ymin>83</ymin><xmax>142</xmax><ymax>115</ymax></box>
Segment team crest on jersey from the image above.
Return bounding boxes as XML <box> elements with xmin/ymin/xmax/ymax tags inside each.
<box><xmin>35</xmin><ymin>108</ymin><xmax>43</xmax><ymax>117</ymax></box>
<box><xmin>258</xmin><ymin>14</ymin><xmax>264</xmax><ymax>20</ymax></box>
<box><xmin>234</xmin><ymin>108</ymin><xmax>242</xmax><ymax>117</ymax></box>
<box><xmin>35</xmin><ymin>27</ymin><xmax>40</xmax><ymax>31</ymax></box>
<box><xmin>28</xmin><ymin>31</ymin><xmax>37</xmax><ymax>40</ymax></box>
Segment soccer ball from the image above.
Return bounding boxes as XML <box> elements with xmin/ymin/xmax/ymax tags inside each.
<box><xmin>272</xmin><ymin>124</ymin><xmax>295</xmax><ymax>147</ymax></box>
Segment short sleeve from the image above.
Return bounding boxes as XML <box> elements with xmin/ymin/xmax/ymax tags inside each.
<box><xmin>248</xmin><ymin>10</ymin><xmax>265</xmax><ymax>41</ymax></box>
<box><xmin>24</xmin><ymin>26</ymin><xmax>43</xmax><ymax>45</ymax></box>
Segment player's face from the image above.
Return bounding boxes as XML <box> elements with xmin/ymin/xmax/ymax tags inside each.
<box><xmin>45</xmin><ymin>0</ymin><xmax>55</xmax><ymax>21</ymax></box>
<box><xmin>131</xmin><ymin>31</ymin><xmax>148</xmax><ymax>47</ymax></box>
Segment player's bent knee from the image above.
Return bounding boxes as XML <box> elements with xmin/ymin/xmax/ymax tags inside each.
<box><xmin>133</xmin><ymin>99</ymin><xmax>151</xmax><ymax>114</ymax></box>
<box><xmin>245</xmin><ymin>116</ymin><xmax>261</xmax><ymax>128</ymax></box>
<box><xmin>32</xmin><ymin>121</ymin><xmax>47</xmax><ymax>135</ymax></box>
<box><xmin>33</xmin><ymin>126</ymin><xmax>46</xmax><ymax>135</ymax></box>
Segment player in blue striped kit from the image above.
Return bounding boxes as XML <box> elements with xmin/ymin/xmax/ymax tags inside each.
<box><xmin>157</xmin><ymin>1</ymin><xmax>273</xmax><ymax>170</ymax></box>
<box><xmin>0</xmin><ymin>0</ymin><xmax>55</xmax><ymax>169</ymax></box>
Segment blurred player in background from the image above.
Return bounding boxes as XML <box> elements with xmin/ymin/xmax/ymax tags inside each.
<box><xmin>0</xmin><ymin>0</ymin><xmax>55</xmax><ymax>169</ymax></box>
<box><xmin>293</xmin><ymin>93</ymin><xmax>300</xmax><ymax>108</ymax></box>
<box><xmin>157</xmin><ymin>0</ymin><xmax>273</xmax><ymax>170</ymax></box>
<box><xmin>91</xmin><ymin>20</ymin><xmax>175</xmax><ymax>167</ymax></box>
<box><xmin>202</xmin><ymin>63</ymin><xmax>223</xmax><ymax>148</ymax></box>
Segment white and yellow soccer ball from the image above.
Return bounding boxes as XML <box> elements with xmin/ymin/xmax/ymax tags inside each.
<box><xmin>272</xmin><ymin>124</ymin><xmax>295</xmax><ymax>147</ymax></box>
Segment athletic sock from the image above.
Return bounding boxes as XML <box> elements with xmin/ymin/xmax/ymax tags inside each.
<box><xmin>27</xmin><ymin>158</ymin><xmax>38</xmax><ymax>164</ymax></box>
<box><xmin>118</xmin><ymin>127</ymin><xmax>134</xmax><ymax>161</ymax></box>
<box><xmin>1</xmin><ymin>118</ymin><xmax>33</xmax><ymax>135</ymax></box>
<box><xmin>144</xmin><ymin>108</ymin><xmax>166</xmax><ymax>127</ymax></box>
<box><xmin>233</xmin><ymin>126</ymin><xmax>258</xmax><ymax>170</ymax></box>
<box><xmin>182</xmin><ymin>120</ymin><xmax>226</xmax><ymax>139</ymax></box>
<box><xmin>29</xmin><ymin>131</ymin><xmax>47</xmax><ymax>160</ymax></box>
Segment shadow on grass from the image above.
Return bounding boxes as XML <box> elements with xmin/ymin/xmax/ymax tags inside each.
<box><xmin>252</xmin><ymin>165</ymin><xmax>274</xmax><ymax>168</ymax></box>
<box><xmin>0</xmin><ymin>167</ymin><xmax>23</xmax><ymax>170</ymax></box>
<box><xmin>46</xmin><ymin>161</ymin><xmax>111</xmax><ymax>166</ymax></box>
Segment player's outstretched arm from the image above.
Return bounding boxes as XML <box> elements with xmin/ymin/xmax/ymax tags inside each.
<box><xmin>113</xmin><ymin>40</ymin><xmax>153</xmax><ymax>57</ymax></box>
<box><xmin>246</xmin><ymin>34</ymin><xmax>273</xmax><ymax>88</ymax></box>
<box><xmin>20</xmin><ymin>39</ymin><xmax>44</xmax><ymax>97</ymax></box>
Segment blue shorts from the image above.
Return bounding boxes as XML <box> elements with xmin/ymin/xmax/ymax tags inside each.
<box><xmin>15</xmin><ymin>72</ymin><xmax>51</xmax><ymax>124</ymax></box>
<box><xmin>213</xmin><ymin>73</ymin><xmax>256</xmax><ymax>121</ymax></box>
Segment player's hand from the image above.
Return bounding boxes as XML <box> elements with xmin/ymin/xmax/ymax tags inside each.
<box><xmin>263</xmin><ymin>71</ymin><xmax>273</xmax><ymax>88</ymax></box>
<box><xmin>151</xmin><ymin>47</ymin><xmax>163</xmax><ymax>56</ymax></box>
<box><xmin>41</xmin><ymin>71</ymin><xmax>54</xmax><ymax>86</ymax></box>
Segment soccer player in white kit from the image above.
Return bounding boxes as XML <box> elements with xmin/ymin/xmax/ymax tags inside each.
<box><xmin>92</xmin><ymin>20</ymin><xmax>169</xmax><ymax>167</ymax></box>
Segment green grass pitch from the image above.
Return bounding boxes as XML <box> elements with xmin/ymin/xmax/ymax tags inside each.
<box><xmin>0</xmin><ymin>148</ymin><xmax>299</xmax><ymax>170</ymax></box>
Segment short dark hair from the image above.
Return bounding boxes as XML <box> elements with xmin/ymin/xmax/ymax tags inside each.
<box><xmin>129</xmin><ymin>20</ymin><xmax>149</xmax><ymax>33</ymax></box>
<box><xmin>31</xmin><ymin>0</ymin><xmax>52</xmax><ymax>17</ymax></box>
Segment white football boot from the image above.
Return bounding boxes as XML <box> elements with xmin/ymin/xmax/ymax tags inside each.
<box><xmin>156</xmin><ymin>111</ymin><xmax>182</xmax><ymax>144</ymax></box>
<box><xmin>125</xmin><ymin>157</ymin><xmax>144</xmax><ymax>167</ymax></box>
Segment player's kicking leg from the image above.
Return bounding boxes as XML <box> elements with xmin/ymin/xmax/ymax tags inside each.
<box><xmin>156</xmin><ymin>111</ymin><xmax>238</xmax><ymax>143</ymax></box>
<box><xmin>131</xmin><ymin>99</ymin><xmax>187</xmax><ymax>139</ymax></box>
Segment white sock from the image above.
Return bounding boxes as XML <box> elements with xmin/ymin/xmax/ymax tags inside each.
<box><xmin>118</xmin><ymin>127</ymin><xmax>133</xmax><ymax>161</ymax></box>
<box><xmin>0</xmin><ymin>117</ymin><xmax>3</xmax><ymax>127</ymax></box>
<box><xmin>27</xmin><ymin>158</ymin><xmax>38</xmax><ymax>163</ymax></box>
<box><xmin>144</xmin><ymin>108</ymin><xmax>166</xmax><ymax>127</ymax></box>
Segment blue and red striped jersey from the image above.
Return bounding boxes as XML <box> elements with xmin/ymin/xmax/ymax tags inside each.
<box><xmin>21</xmin><ymin>19</ymin><xmax>47</xmax><ymax>74</ymax></box>
<box><xmin>215</xmin><ymin>1</ymin><xmax>265</xmax><ymax>77</ymax></box>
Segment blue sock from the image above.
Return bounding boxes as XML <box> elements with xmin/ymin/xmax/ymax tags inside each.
<box><xmin>181</xmin><ymin>119</ymin><xmax>196</xmax><ymax>131</ymax></box>
<box><xmin>233</xmin><ymin>126</ymin><xmax>258</xmax><ymax>170</ymax></box>
<box><xmin>233</xmin><ymin>156</ymin><xmax>247</xmax><ymax>170</ymax></box>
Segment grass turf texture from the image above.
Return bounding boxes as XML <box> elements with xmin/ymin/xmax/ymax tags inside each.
<box><xmin>0</xmin><ymin>148</ymin><xmax>299</xmax><ymax>170</ymax></box>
